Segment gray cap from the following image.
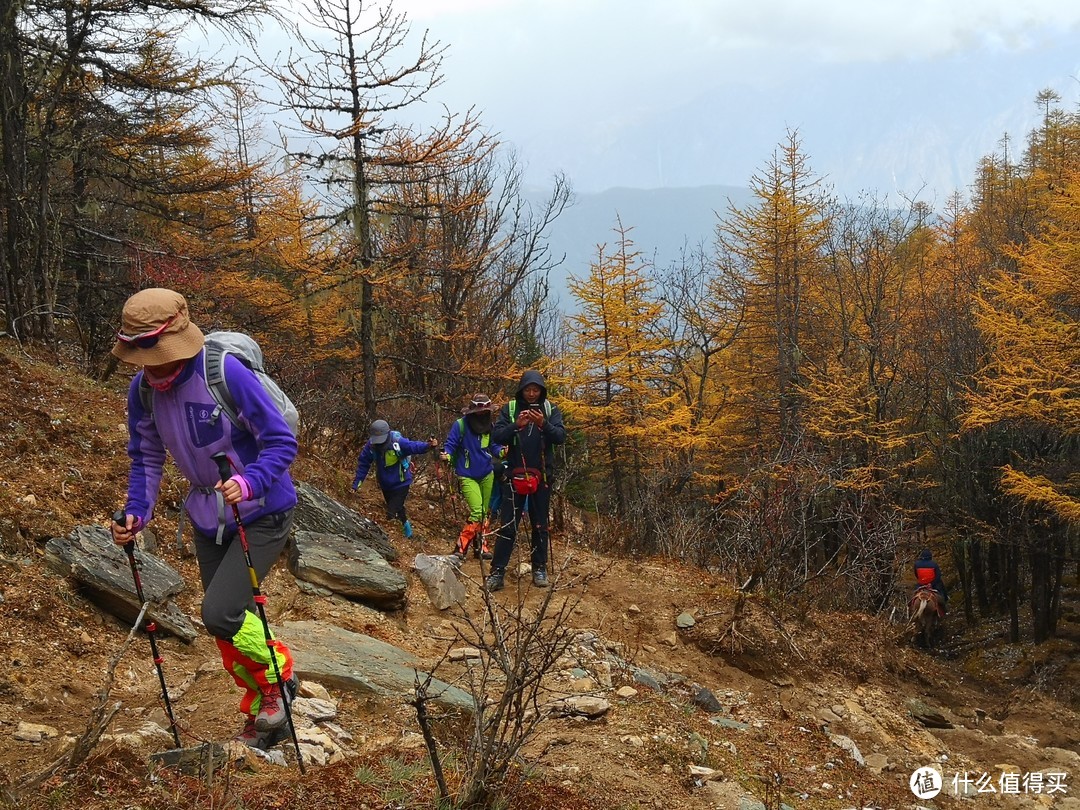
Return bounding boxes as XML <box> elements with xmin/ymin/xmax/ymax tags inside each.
<box><xmin>369</xmin><ymin>419</ymin><xmax>390</xmax><ymax>444</ymax></box>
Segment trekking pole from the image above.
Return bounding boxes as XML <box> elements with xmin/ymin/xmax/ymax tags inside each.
<box><xmin>112</xmin><ymin>511</ymin><xmax>182</xmax><ymax>749</ymax></box>
<box><xmin>211</xmin><ymin>453</ymin><xmax>305</xmax><ymax>773</ymax></box>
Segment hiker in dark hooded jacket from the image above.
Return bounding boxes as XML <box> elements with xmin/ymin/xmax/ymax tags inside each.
<box><xmin>487</xmin><ymin>370</ymin><xmax>566</xmax><ymax>591</ymax></box>
<box><xmin>109</xmin><ymin>288</ymin><xmax>298</xmax><ymax>751</ymax></box>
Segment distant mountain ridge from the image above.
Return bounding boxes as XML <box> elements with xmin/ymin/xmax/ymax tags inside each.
<box><xmin>534</xmin><ymin>183</ymin><xmax>755</xmax><ymax>309</ymax></box>
<box><xmin>520</xmin><ymin>41</ymin><xmax>1080</xmax><ymax>203</ymax></box>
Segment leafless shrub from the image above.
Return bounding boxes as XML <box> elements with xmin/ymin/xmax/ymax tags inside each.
<box><xmin>414</xmin><ymin>553</ymin><xmax>603</xmax><ymax>809</ymax></box>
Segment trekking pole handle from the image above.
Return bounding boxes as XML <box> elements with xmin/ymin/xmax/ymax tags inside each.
<box><xmin>113</xmin><ymin>510</ymin><xmax>135</xmax><ymax>554</ymax></box>
<box><xmin>211</xmin><ymin>452</ymin><xmax>231</xmax><ymax>485</ymax></box>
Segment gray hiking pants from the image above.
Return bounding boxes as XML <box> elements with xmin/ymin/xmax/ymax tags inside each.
<box><xmin>193</xmin><ymin>510</ymin><xmax>294</xmax><ymax>641</ymax></box>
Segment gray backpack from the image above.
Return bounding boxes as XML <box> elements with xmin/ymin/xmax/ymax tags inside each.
<box><xmin>139</xmin><ymin>331</ymin><xmax>299</xmax><ymax>436</ymax></box>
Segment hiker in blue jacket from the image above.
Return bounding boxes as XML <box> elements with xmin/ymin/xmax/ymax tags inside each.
<box><xmin>352</xmin><ymin>419</ymin><xmax>437</xmax><ymax>538</ymax></box>
<box><xmin>109</xmin><ymin>288</ymin><xmax>298</xmax><ymax>751</ymax></box>
<box><xmin>487</xmin><ymin>369</ymin><xmax>566</xmax><ymax>591</ymax></box>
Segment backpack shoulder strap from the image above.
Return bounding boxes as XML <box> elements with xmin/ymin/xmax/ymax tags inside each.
<box><xmin>203</xmin><ymin>342</ymin><xmax>242</xmax><ymax>427</ymax></box>
<box><xmin>137</xmin><ymin>375</ymin><xmax>154</xmax><ymax>418</ymax></box>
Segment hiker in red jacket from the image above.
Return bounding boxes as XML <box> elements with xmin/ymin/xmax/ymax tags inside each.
<box><xmin>913</xmin><ymin>548</ymin><xmax>948</xmax><ymax>613</ymax></box>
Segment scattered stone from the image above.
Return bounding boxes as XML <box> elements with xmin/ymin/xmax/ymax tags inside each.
<box><xmin>622</xmin><ymin>735</ymin><xmax>644</xmax><ymax>747</ymax></box>
<box><xmin>14</xmin><ymin>722</ymin><xmax>59</xmax><ymax>742</ymax></box>
<box><xmin>816</xmin><ymin>706</ymin><xmax>842</xmax><ymax>725</ymax></box>
<box><xmin>292</xmin><ymin>482</ymin><xmax>396</xmax><ymax>561</ymax></box>
<box><xmin>549</xmin><ymin>695</ymin><xmax>611</xmax><ymax>719</ymax></box>
<box><xmin>828</xmin><ymin>733</ymin><xmax>864</xmax><ymax>765</ymax></box>
<box><xmin>702</xmin><ymin>780</ymin><xmax>745</xmax><ymax>807</ymax></box>
<box><xmin>293</xmin><ymin>697</ymin><xmax>337</xmax><ymax>723</ymax></box>
<box><xmin>689</xmin><ymin>764</ymin><xmax>717</xmax><ymax>779</ymax></box>
<box><xmin>692</xmin><ymin>685</ymin><xmax>724</xmax><ymax>714</ymax></box>
<box><xmin>570</xmin><ymin>677</ymin><xmax>597</xmax><ymax>692</ymax></box>
<box><xmin>676</xmin><ymin>612</ymin><xmax>696</xmax><ymax>629</ymax></box>
<box><xmin>594</xmin><ymin>661</ymin><xmax>613</xmax><ymax>688</ymax></box>
<box><xmin>104</xmin><ymin>721</ymin><xmax>176</xmax><ymax>749</ymax></box>
<box><xmin>660</xmin><ymin>631</ymin><xmax>678</xmax><ymax>647</ymax></box>
<box><xmin>448</xmin><ymin>647</ymin><xmax>482</xmax><ymax>662</ymax></box>
<box><xmin>283</xmin><ymin>620</ymin><xmax>474</xmax><ymax>712</ymax></box>
<box><xmin>297</xmin><ymin>680</ymin><xmax>332</xmax><ymax>701</ymax></box>
<box><xmin>864</xmin><ymin>753</ymin><xmax>889</xmax><ymax>774</ymax></box>
<box><xmin>628</xmin><ymin>604</ymin><xmax>641</xmax><ymax>615</ymax></box>
<box><xmin>412</xmin><ymin>554</ymin><xmax>465</xmax><ymax>610</ymax></box>
<box><xmin>296</xmin><ymin>580</ymin><xmax>334</xmax><ymax>597</ymax></box>
<box><xmin>307</xmin><ymin>726</ymin><xmax>352</xmax><ymax>762</ymax></box>
<box><xmin>906</xmin><ymin>698</ymin><xmax>953</xmax><ymax>729</ymax></box>
<box><xmin>710</xmin><ymin>718</ymin><xmax>749</xmax><ymax>731</ymax></box>
<box><xmin>616</xmin><ymin>686</ymin><xmax>639</xmax><ymax>699</ymax></box>
<box><xmin>632</xmin><ymin>669</ymin><xmax>663</xmax><ymax>691</ymax></box>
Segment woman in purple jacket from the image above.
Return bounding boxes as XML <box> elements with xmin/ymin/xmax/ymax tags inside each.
<box><xmin>109</xmin><ymin>288</ymin><xmax>298</xmax><ymax>751</ymax></box>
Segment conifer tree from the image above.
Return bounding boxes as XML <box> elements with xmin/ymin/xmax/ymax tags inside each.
<box><xmin>563</xmin><ymin>223</ymin><xmax>670</xmax><ymax>520</ymax></box>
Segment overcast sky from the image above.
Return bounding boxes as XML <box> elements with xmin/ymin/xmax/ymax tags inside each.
<box><xmin>371</xmin><ymin>0</ymin><xmax>1080</xmax><ymax>198</ymax></box>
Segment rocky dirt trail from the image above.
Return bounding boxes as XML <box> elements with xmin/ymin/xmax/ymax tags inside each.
<box><xmin>1</xmin><ymin>340</ymin><xmax>1078</xmax><ymax>810</ymax></box>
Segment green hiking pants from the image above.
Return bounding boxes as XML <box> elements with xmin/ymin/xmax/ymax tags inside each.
<box><xmin>459</xmin><ymin>472</ymin><xmax>494</xmax><ymax>523</ymax></box>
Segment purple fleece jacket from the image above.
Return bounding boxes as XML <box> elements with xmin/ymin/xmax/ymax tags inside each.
<box><xmin>124</xmin><ymin>352</ymin><xmax>298</xmax><ymax>536</ymax></box>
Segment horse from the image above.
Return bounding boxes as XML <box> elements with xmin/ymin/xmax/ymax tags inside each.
<box><xmin>908</xmin><ymin>587</ymin><xmax>942</xmax><ymax>649</ymax></box>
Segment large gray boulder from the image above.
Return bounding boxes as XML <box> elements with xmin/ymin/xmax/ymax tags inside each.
<box><xmin>44</xmin><ymin>525</ymin><xmax>197</xmax><ymax>642</ymax></box>
<box><xmin>289</xmin><ymin>530</ymin><xmax>407</xmax><ymax>609</ymax></box>
<box><xmin>293</xmin><ymin>481</ymin><xmax>397</xmax><ymax>561</ymax></box>
<box><xmin>282</xmin><ymin>620</ymin><xmax>474</xmax><ymax>713</ymax></box>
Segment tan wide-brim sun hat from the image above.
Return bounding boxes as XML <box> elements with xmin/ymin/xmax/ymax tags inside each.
<box><xmin>111</xmin><ymin>288</ymin><xmax>205</xmax><ymax>367</ymax></box>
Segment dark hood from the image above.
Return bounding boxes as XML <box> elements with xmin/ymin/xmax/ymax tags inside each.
<box><xmin>918</xmin><ymin>549</ymin><xmax>933</xmax><ymax>561</ymax></box>
<box><xmin>515</xmin><ymin>369</ymin><xmax>547</xmax><ymax>399</ymax></box>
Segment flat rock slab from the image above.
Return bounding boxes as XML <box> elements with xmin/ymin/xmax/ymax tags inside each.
<box><xmin>44</xmin><ymin>525</ymin><xmax>197</xmax><ymax>642</ymax></box>
<box><xmin>293</xmin><ymin>482</ymin><xmax>397</xmax><ymax>562</ymax></box>
<box><xmin>149</xmin><ymin>742</ymin><xmax>225</xmax><ymax>777</ymax></box>
<box><xmin>289</xmin><ymin>531</ymin><xmax>407</xmax><ymax>609</ymax></box>
<box><xmin>282</xmin><ymin>620</ymin><xmax>474</xmax><ymax>713</ymax></box>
